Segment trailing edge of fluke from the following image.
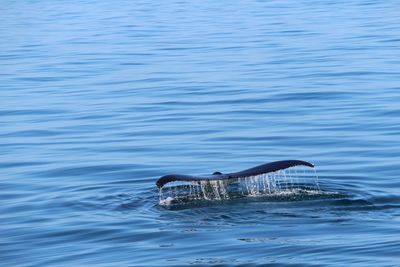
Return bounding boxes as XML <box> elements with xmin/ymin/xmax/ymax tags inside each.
<box><xmin>156</xmin><ymin>160</ymin><xmax>314</xmax><ymax>188</ymax></box>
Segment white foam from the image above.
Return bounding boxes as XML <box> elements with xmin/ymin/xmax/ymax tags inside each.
<box><xmin>159</xmin><ymin>196</ymin><xmax>174</xmax><ymax>206</ymax></box>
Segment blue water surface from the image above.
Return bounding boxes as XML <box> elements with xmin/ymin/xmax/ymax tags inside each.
<box><xmin>1</xmin><ymin>0</ymin><xmax>400</xmax><ymax>266</ymax></box>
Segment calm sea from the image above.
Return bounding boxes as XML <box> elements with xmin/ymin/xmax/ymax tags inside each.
<box><xmin>1</xmin><ymin>0</ymin><xmax>400</xmax><ymax>266</ymax></box>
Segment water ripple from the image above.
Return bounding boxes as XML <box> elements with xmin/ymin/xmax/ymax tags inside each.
<box><xmin>1</xmin><ymin>0</ymin><xmax>400</xmax><ymax>266</ymax></box>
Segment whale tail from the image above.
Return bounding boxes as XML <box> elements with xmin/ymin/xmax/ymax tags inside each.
<box><xmin>156</xmin><ymin>160</ymin><xmax>314</xmax><ymax>188</ymax></box>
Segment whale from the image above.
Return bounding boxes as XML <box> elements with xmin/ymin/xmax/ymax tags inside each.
<box><xmin>156</xmin><ymin>160</ymin><xmax>314</xmax><ymax>188</ymax></box>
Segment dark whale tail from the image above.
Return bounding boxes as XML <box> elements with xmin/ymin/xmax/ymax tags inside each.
<box><xmin>156</xmin><ymin>160</ymin><xmax>314</xmax><ymax>188</ymax></box>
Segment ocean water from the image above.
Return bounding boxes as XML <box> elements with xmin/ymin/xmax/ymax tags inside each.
<box><xmin>1</xmin><ymin>0</ymin><xmax>400</xmax><ymax>266</ymax></box>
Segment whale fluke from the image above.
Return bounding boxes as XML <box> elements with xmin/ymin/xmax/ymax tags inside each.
<box><xmin>156</xmin><ymin>160</ymin><xmax>314</xmax><ymax>188</ymax></box>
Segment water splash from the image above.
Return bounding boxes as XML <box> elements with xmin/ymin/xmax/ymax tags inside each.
<box><xmin>158</xmin><ymin>166</ymin><xmax>321</xmax><ymax>205</ymax></box>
